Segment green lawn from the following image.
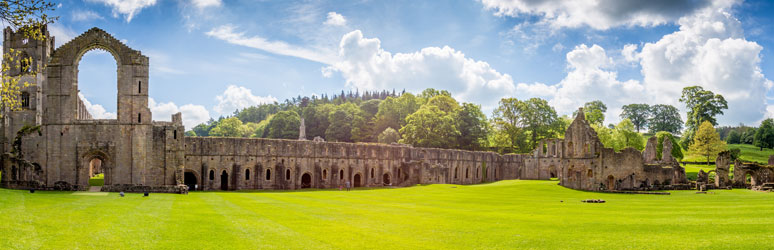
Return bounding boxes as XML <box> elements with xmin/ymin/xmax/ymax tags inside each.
<box><xmin>89</xmin><ymin>174</ymin><xmax>104</xmax><ymax>186</ymax></box>
<box><xmin>683</xmin><ymin>143</ymin><xmax>774</xmax><ymax>163</ymax></box>
<box><xmin>1</xmin><ymin>180</ymin><xmax>773</xmax><ymax>249</ymax></box>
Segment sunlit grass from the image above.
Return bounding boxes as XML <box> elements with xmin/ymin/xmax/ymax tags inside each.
<box><xmin>1</xmin><ymin>180</ymin><xmax>772</xmax><ymax>249</ymax></box>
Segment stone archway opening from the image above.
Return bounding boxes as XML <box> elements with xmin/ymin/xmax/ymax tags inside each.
<box><xmin>353</xmin><ymin>173</ymin><xmax>362</xmax><ymax>188</ymax></box>
<box><xmin>745</xmin><ymin>173</ymin><xmax>754</xmax><ymax>186</ymax></box>
<box><xmin>301</xmin><ymin>173</ymin><xmax>312</xmax><ymax>189</ymax></box>
<box><xmin>83</xmin><ymin>153</ymin><xmax>108</xmax><ymax>187</ymax></box>
<box><xmin>76</xmin><ymin>48</ymin><xmax>119</xmax><ymax>120</ymax></box>
<box><xmin>383</xmin><ymin>173</ymin><xmax>391</xmax><ymax>186</ymax></box>
<box><xmin>220</xmin><ymin>170</ymin><xmax>229</xmax><ymax>190</ymax></box>
<box><xmin>184</xmin><ymin>171</ymin><xmax>198</xmax><ymax>191</ymax></box>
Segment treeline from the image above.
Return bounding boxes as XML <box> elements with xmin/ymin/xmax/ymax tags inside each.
<box><xmin>187</xmin><ymin>85</ymin><xmax>755</xmax><ymax>156</ymax></box>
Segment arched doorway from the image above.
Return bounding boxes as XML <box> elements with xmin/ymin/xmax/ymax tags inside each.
<box><xmin>353</xmin><ymin>173</ymin><xmax>362</xmax><ymax>187</ymax></box>
<box><xmin>745</xmin><ymin>173</ymin><xmax>754</xmax><ymax>186</ymax></box>
<box><xmin>184</xmin><ymin>171</ymin><xmax>198</xmax><ymax>191</ymax></box>
<box><xmin>607</xmin><ymin>175</ymin><xmax>615</xmax><ymax>191</ymax></box>
<box><xmin>301</xmin><ymin>173</ymin><xmax>311</xmax><ymax>188</ymax></box>
<box><xmin>220</xmin><ymin>170</ymin><xmax>229</xmax><ymax>190</ymax></box>
<box><xmin>383</xmin><ymin>173</ymin><xmax>391</xmax><ymax>185</ymax></box>
<box><xmin>88</xmin><ymin>158</ymin><xmax>104</xmax><ymax>186</ymax></box>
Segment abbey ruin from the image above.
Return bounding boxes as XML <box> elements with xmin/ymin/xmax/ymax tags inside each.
<box><xmin>1</xmin><ymin>27</ymin><xmax>770</xmax><ymax>193</ymax></box>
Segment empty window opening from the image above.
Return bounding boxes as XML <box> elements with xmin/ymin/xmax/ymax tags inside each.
<box><xmin>339</xmin><ymin>169</ymin><xmax>344</xmax><ymax>180</ymax></box>
<box><xmin>353</xmin><ymin>174</ymin><xmax>362</xmax><ymax>187</ymax></box>
<box><xmin>209</xmin><ymin>170</ymin><xmax>214</xmax><ymax>180</ymax></box>
<box><xmin>286</xmin><ymin>169</ymin><xmax>291</xmax><ymax>180</ymax></box>
<box><xmin>173</xmin><ymin>130</ymin><xmax>177</xmax><ymax>139</ymax></box>
<box><xmin>383</xmin><ymin>173</ymin><xmax>391</xmax><ymax>185</ymax></box>
<box><xmin>138</xmin><ymin>113</ymin><xmax>141</xmax><ymax>123</ymax></box>
<box><xmin>370</xmin><ymin>168</ymin><xmax>374</xmax><ymax>178</ymax></box>
<box><xmin>466</xmin><ymin>168</ymin><xmax>469</xmax><ymax>179</ymax></box>
<box><xmin>138</xmin><ymin>81</ymin><xmax>142</xmax><ymax>93</ymax></box>
<box><xmin>454</xmin><ymin>167</ymin><xmax>458</xmax><ymax>179</ymax></box>
<box><xmin>301</xmin><ymin>173</ymin><xmax>311</xmax><ymax>188</ymax></box>
<box><xmin>77</xmin><ymin>49</ymin><xmax>117</xmax><ymax>119</ymax></box>
<box><xmin>322</xmin><ymin>169</ymin><xmax>327</xmax><ymax>179</ymax></box>
<box><xmin>21</xmin><ymin>92</ymin><xmax>30</xmax><ymax>108</ymax></box>
<box><xmin>245</xmin><ymin>169</ymin><xmax>250</xmax><ymax>180</ymax></box>
<box><xmin>266</xmin><ymin>169</ymin><xmax>271</xmax><ymax>181</ymax></box>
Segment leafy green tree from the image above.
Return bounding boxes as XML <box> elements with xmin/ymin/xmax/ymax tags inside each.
<box><xmin>184</xmin><ymin>130</ymin><xmax>197</xmax><ymax>137</ymax></box>
<box><xmin>655</xmin><ymin>131</ymin><xmax>683</xmax><ymax>160</ymax></box>
<box><xmin>726</xmin><ymin>130</ymin><xmax>741</xmax><ymax>144</ymax></box>
<box><xmin>455</xmin><ymin>103</ymin><xmax>489</xmax><ymax>150</ymax></box>
<box><xmin>418</xmin><ymin>88</ymin><xmax>451</xmax><ymax>103</ymax></box>
<box><xmin>612</xmin><ymin>119</ymin><xmax>645</xmax><ymax>151</ymax></box>
<box><xmin>520</xmin><ymin>98</ymin><xmax>560</xmax><ymax>149</ymax></box>
<box><xmin>373</xmin><ymin>93</ymin><xmax>420</xmax><ymax>137</ymax></box>
<box><xmin>241</xmin><ymin>122</ymin><xmax>260</xmax><ymax>137</ymax></box>
<box><xmin>648</xmin><ymin>104</ymin><xmax>682</xmax><ymax>134</ymax></box>
<box><xmin>236</xmin><ymin>104</ymin><xmax>280</xmax><ymax>123</ymax></box>
<box><xmin>377</xmin><ymin>127</ymin><xmax>400</xmax><ymax>144</ymax></box>
<box><xmin>620</xmin><ymin>104</ymin><xmax>650</xmax><ymax>132</ymax></box>
<box><xmin>426</xmin><ymin>95</ymin><xmax>459</xmax><ymax>113</ymax></box>
<box><xmin>399</xmin><ymin>105</ymin><xmax>459</xmax><ymax>148</ymax></box>
<box><xmin>689</xmin><ymin>121</ymin><xmax>727</xmax><ymax>163</ymax></box>
<box><xmin>741</xmin><ymin>128</ymin><xmax>756</xmax><ymax>144</ymax></box>
<box><xmin>252</xmin><ymin>114</ymin><xmax>273</xmax><ymax>138</ymax></box>
<box><xmin>209</xmin><ymin>117</ymin><xmax>244</xmax><ymax>137</ymax></box>
<box><xmin>266</xmin><ymin>111</ymin><xmax>300</xmax><ymax>139</ymax></box>
<box><xmin>192</xmin><ymin>118</ymin><xmax>217</xmax><ymax>136</ymax></box>
<box><xmin>581</xmin><ymin>100</ymin><xmax>607</xmax><ymax>126</ymax></box>
<box><xmin>326</xmin><ymin>103</ymin><xmax>359</xmax><ymax>142</ymax></box>
<box><xmin>680</xmin><ymin>86</ymin><xmax>728</xmax><ymax>131</ymax></box>
<box><xmin>492</xmin><ymin>98</ymin><xmax>528</xmax><ymax>152</ymax></box>
<box><xmin>754</xmin><ymin>118</ymin><xmax>774</xmax><ymax>150</ymax></box>
<box><xmin>302</xmin><ymin>104</ymin><xmax>334</xmax><ymax>139</ymax></box>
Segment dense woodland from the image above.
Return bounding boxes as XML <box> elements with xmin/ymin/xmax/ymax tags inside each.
<box><xmin>188</xmin><ymin>86</ymin><xmax>774</xmax><ymax>159</ymax></box>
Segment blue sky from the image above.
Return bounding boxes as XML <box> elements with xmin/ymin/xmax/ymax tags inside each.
<box><xmin>47</xmin><ymin>0</ymin><xmax>774</xmax><ymax>129</ymax></box>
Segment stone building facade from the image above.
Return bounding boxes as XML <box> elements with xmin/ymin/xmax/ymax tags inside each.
<box><xmin>0</xmin><ymin>27</ymin><xmax>688</xmax><ymax>193</ymax></box>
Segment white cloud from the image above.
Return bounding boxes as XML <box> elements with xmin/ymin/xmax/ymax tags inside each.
<box><xmin>149</xmin><ymin>98</ymin><xmax>210</xmax><ymax>128</ymax></box>
<box><xmin>324</xmin><ymin>12</ymin><xmax>347</xmax><ymax>26</ymax></box>
<box><xmin>78</xmin><ymin>93</ymin><xmax>116</xmax><ymax>119</ymax></box>
<box><xmin>480</xmin><ymin>0</ymin><xmax>735</xmax><ymax>30</ymax></box>
<box><xmin>638</xmin><ymin>7</ymin><xmax>770</xmax><ymax>125</ymax></box>
<box><xmin>87</xmin><ymin>0</ymin><xmax>157</xmax><ymax>22</ymax></box>
<box><xmin>621</xmin><ymin>44</ymin><xmax>639</xmax><ymax>63</ymax></box>
<box><xmin>205</xmin><ymin>24</ymin><xmax>337</xmax><ymax>64</ymax></box>
<box><xmin>327</xmin><ymin>30</ymin><xmax>516</xmax><ymax>110</ymax></box>
<box><xmin>213</xmin><ymin>85</ymin><xmax>278</xmax><ymax>114</ymax></box>
<box><xmin>192</xmin><ymin>0</ymin><xmax>221</xmax><ymax>9</ymax></box>
<box><xmin>72</xmin><ymin>10</ymin><xmax>104</xmax><ymax>22</ymax></box>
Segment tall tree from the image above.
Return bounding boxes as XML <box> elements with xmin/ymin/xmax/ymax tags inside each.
<box><xmin>689</xmin><ymin>121</ymin><xmax>727</xmax><ymax>163</ymax></box>
<box><xmin>209</xmin><ymin>117</ymin><xmax>244</xmax><ymax>137</ymax></box>
<box><xmin>620</xmin><ymin>104</ymin><xmax>650</xmax><ymax>132</ymax></box>
<box><xmin>491</xmin><ymin>98</ymin><xmax>527</xmax><ymax>153</ymax></box>
<box><xmin>520</xmin><ymin>98</ymin><xmax>560</xmax><ymax>150</ymax></box>
<box><xmin>679</xmin><ymin>86</ymin><xmax>728</xmax><ymax>131</ymax></box>
<box><xmin>302</xmin><ymin>104</ymin><xmax>334</xmax><ymax>139</ymax></box>
<box><xmin>399</xmin><ymin>105</ymin><xmax>459</xmax><ymax>148</ymax></box>
<box><xmin>325</xmin><ymin>103</ymin><xmax>359</xmax><ymax>142</ymax></box>
<box><xmin>377</xmin><ymin>127</ymin><xmax>400</xmax><ymax>144</ymax></box>
<box><xmin>726</xmin><ymin>130</ymin><xmax>741</xmax><ymax>144</ymax></box>
<box><xmin>266</xmin><ymin>111</ymin><xmax>300</xmax><ymax>139</ymax></box>
<box><xmin>648</xmin><ymin>104</ymin><xmax>683</xmax><ymax>134</ymax></box>
<box><xmin>455</xmin><ymin>103</ymin><xmax>489</xmax><ymax>150</ymax></box>
<box><xmin>574</xmin><ymin>100</ymin><xmax>607</xmax><ymax>126</ymax></box>
<box><xmin>754</xmin><ymin>118</ymin><xmax>774</xmax><ymax>151</ymax></box>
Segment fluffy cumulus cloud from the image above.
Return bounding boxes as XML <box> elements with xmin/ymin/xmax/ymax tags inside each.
<box><xmin>206</xmin><ymin>25</ymin><xmax>336</xmax><ymax>64</ymax></box>
<box><xmin>324</xmin><ymin>12</ymin><xmax>347</xmax><ymax>26</ymax></box>
<box><xmin>637</xmin><ymin>7</ymin><xmax>771</xmax><ymax>125</ymax></box>
<box><xmin>87</xmin><ymin>0</ymin><xmax>157</xmax><ymax>22</ymax></box>
<box><xmin>78</xmin><ymin>93</ymin><xmax>116</xmax><ymax>119</ymax></box>
<box><xmin>326</xmin><ymin>30</ymin><xmax>516</xmax><ymax>110</ymax></box>
<box><xmin>149</xmin><ymin>98</ymin><xmax>210</xmax><ymax>128</ymax></box>
<box><xmin>214</xmin><ymin>85</ymin><xmax>278</xmax><ymax>114</ymax></box>
<box><xmin>479</xmin><ymin>0</ymin><xmax>734</xmax><ymax>30</ymax></box>
<box><xmin>72</xmin><ymin>10</ymin><xmax>104</xmax><ymax>22</ymax></box>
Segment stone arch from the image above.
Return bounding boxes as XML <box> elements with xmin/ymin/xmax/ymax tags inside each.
<box><xmin>353</xmin><ymin>173</ymin><xmax>362</xmax><ymax>187</ymax></box>
<box><xmin>548</xmin><ymin>165</ymin><xmax>557</xmax><ymax>179</ymax></box>
<box><xmin>220</xmin><ymin>170</ymin><xmax>229</xmax><ymax>190</ymax></box>
<box><xmin>80</xmin><ymin>150</ymin><xmax>111</xmax><ymax>187</ymax></box>
<box><xmin>184</xmin><ymin>169</ymin><xmax>199</xmax><ymax>191</ymax></box>
<box><xmin>265</xmin><ymin>168</ymin><xmax>272</xmax><ymax>181</ymax></box>
<box><xmin>383</xmin><ymin>172</ymin><xmax>391</xmax><ymax>185</ymax></box>
<box><xmin>301</xmin><ymin>172</ymin><xmax>312</xmax><ymax>189</ymax></box>
<box><xmin>46</xmin><ymin>27</ymin><xmax>149</xmax><ymax>124</ymax></box>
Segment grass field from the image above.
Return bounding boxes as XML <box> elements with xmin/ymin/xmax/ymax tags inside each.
<box><xmin>88</xmin><ymin>174</ymin><xmax>104</xmax><ymax>186</ymax></box>
<box><xmin>1</xmin><ymin>180</ymin><xmax>773</xmax><ymax>249</ymax></box>
<box><xmin>683</xmin><ymin>143</ymin><xmax>774</xmax><ymax>163</ymax></box>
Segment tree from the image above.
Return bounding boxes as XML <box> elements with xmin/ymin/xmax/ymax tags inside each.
<box><xmin>726</xmin><ymin>130</ymin><xmax>741</xmax><ymax>144</ymax></box>
<box><xmin>582</xmin><ymin>100</ymin><xmax>607</xmax><ymax>126</ymax></box>
<box><xmin>648</xmin><ymin>104</ymin><xmax>682</xmax><ymax>134</ymax></box>
<box><xmin>655</xmin><ymin>131</ymin><xmax>683</xmax><ymax>160</ymax></box>
<box><xmin>266</xmin><ymin>111</ymin><xmax>300</xmax><ymax>139</ymax></box>
<box><xmin>593</xmin><ymin>119</ymin><xmax>644</xmax><ymax>151</ymax></box>
<box><xmin>377</xmin><ymin>127</ymin><xmax>400</xmax><ymax>144</ymax></box>
<box><xmin>689</xmin><ymin>121</ymin><xmax>727</xmax><ymax>163</ymax></box>
<box><xmin>754</xmin><ymin>118</ymin><xmax>774</xmax><ymax>151</ymax></box>
<box><xmin>520</xmin><ymin>98</ymin><xmax>560</xmax><ymax>149</ymax></box>
<box><xmin>680</xmin><ymin>86</ymin><xmax>728</xmax><ymax>131</ymax></box>
<box><xmin>620</xmin><ymin>104</ymin><xmax>650</xmax><ymax>132</ymax></box>
<box><xmin>492</xmin><ymin>98</ymin><xmax>526</xmax><ymax>152</ymax></box>
<box><xmin>302</xmin><ymin>103</ymin><xmax>334</xmax><ymax>139</ymax></box>
<box><xmin>326</xmin><ymin>103</ymin><xmax>359</xmax><ymax>142</ymax></box>
<box><xmin>372</xmin><ymin>93</ymin><xmax>420</xmax><ymax>138</ymax></box>
<box><xmin>399</xmin><ymin>105</ymin><xmax>459</xmax><ymax>148</ymax></box>
<box><xmin>1</xmin><ymin>1</ymin><xmax>58</xmax><ymax>117</ymax></box>
<box><xmin>455</xmin><ymin>103</ymin><xmax>489</xmax><ymax>150</ymax></box>
<box><xmin>209</xmin><ymin>117</ymin><xmax>244</xmax><ymax>137</ymax></box>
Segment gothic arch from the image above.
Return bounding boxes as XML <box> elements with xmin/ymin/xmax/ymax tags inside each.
<box><xmin>46</xmin><ymin>27</ymin><xmax>150</xmax><ymax>124</ymax></box>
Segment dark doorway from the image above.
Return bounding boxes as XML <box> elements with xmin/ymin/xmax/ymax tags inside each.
<box><xmin>383</xmin><ymin>173</ymin><xmax>391</xmax><ymax>185</ymax></box>
<box><xmin>301</xmin><ymin>173</ymin><xmax>312</xmax><ymax>188</ymax></box>
<box><xmin>607</xmin><ymin>175</ymin><xmax>615</xmax><ymax>191</ymax></box>
<box><xmin>184</xmin><ymin>172</ymin><xmax>197</xmax><ymax>191</ymax></box>
<box><xmin>354</xmin><ymin>174</ymin><xmax>362</xmax><ymax>187</ymax></box>
<box><xmin>220</xmin><ymin>171</ymin><xmax>229</xmax><ymax>190</ymax></box>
